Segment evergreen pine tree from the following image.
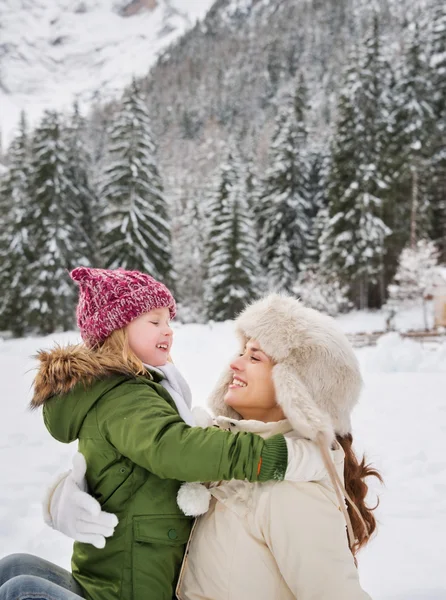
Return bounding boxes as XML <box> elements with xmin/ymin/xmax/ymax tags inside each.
<box><xmin>304</xmin><ymin>150</ymin><xmax>329</xmax><ymax>265</ymax></box>
<box><xmin>320</xmin><ymin>21</ymin><xmax>393</xmax><ymax>309</ymax></box>
<box><xmin>244</xmin><ymin>154</ymin><xmax>260</xmax><ymax>219</ymax></box>
<box><xmin>0</xmin><ymin>113</ymin><xmax>32</xmax><ymax>335</ymax></box>
<box><xmin>203</xmin><ymin>158</ymin><xmax>234</xmax><ymax>282</ymax></box>
<box><xmin>257</xmin><ymin>77</ymin><xmax>311</xmax><ymax>292</ymax></box>
<box><xmin>391</xmin><ymin>22</ymin><xmax>436</xmax><ymax>246</ymax></box>
<box><xmin>294</xmin><ymin>266</ymin><xmax>350</xmax><ymax>317</ymax></box>
<box><xmin>173</xmin><ymin>192</ymin><xmax>206</xmax><ymax>322</ymax></box>
<box><xmin>205</xmin><ymin>148</ymin><xmax>259</xmax><ymax>321</ymax></box>
<box><xmin>99</xmin><ymin>80</ymin><xmax>173</xmax><ymax>283</ymax></box>
<box><xmin>386</xmin><ymin>239</ymin><xmax>440</xmax><ymax>329</ymax></box>
<box><xmin>64</xmin><ymin>102</ymin><xmax>97</xmax><ymax>264</ymax></box>
<box><xmin>430</xmin><ymin>2</ymin><xmax>446</xmax><ymax>260</ymax></box>
<box><xmin>26</xmin><ymin>110</ymin><xmax>90</xmax><ymax>334</ymax></box>
<box><xmin>431</xmin><ymin>2</ymin><xmax>446</xmax><ymax>125</ymax></box>
<box><xmin>267</xmin><ymin>229</ymin><xmax>297</xmax><ymax>292</ymax></box>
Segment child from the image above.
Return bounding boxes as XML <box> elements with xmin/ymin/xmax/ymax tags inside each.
<box><xmin>27</xmin><ymin>267</ymin><xmax>330</xmax><ymax>600</ymax></box>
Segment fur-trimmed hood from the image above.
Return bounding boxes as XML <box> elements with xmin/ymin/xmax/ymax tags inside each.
<box><xmin>31</xmin><ymin>344</ymin><xmax>161</xmax><ymax>444</ymax></box>
<box><xmin>208</xmin><ymin>294</ymin><xmax>363</xmax><ymax>446</ymax></box>
<box><xmin>31</xmin><ymin>344</ymin><xmax>159</xmax><ymax>409</ymax></box>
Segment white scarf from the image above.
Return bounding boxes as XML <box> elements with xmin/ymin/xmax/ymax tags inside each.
<box><xmin>145</xmin><ymin>362</ymin><xmax>195</xmax><ymax>426</ymax></box>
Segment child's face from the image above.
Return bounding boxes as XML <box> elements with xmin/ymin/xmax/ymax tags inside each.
<box><xmin>126</xmin><ymin>307</ymin><xmax>173</xmax><ymax>367</ymax></box>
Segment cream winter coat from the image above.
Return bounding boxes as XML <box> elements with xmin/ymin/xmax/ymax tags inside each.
<box><xmin>177</xmin><ymin>294</ymin><xmax>374</xmax><ymax>599</ymax></box>
<box><xmin>176</xmin><ymin>418</ymin><xmax>371</xmax><ymax>600</ymax></box>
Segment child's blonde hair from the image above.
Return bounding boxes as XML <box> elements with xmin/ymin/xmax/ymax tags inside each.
<box><xmin>96</xmin><ymin>328</ymin><xmax>146</xmax><ymax>376</ymax></box>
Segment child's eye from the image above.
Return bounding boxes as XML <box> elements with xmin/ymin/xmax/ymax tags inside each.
<box><xmin>250</xmin><ymin>356</ymin><xmax>260</xmax><ymax>362</ymax></box>
<box><xmin>150</xmin><ymin>321</ymin><xmax>159</xmax><ymax>325</ymax></box>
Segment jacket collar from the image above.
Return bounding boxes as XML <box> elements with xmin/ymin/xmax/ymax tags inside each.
<box><xmin>31</xmin><ymin>343</ymin><xmax>161</xmax><ymax>408</ymax></box>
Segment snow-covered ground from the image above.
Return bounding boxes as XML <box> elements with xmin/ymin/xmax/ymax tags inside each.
<box><xmin>0</xmin><ymin>314</ymin><xmax>445</xmax><ymax>599</ymax></box>
<box><xmin>336</xmin><ymin>301</ymin><xmax>436</xmax><ymax>333</ymax></box>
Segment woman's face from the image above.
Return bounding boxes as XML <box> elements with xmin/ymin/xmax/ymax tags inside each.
<box><xmin>224</xmin><ymin>339</ymin><xmax>284</xmax><ymax>422</ymax></box>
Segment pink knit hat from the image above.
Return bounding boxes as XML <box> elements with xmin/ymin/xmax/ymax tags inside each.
<box><xmin>70</xmin><ymin>267</ymin><xmax>176</xmax><ymax>347</ymax></box>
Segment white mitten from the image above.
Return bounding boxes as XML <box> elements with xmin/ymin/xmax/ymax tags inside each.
<box><xmin>44</xmin><ymin>452</ymin><xmax>118</xmax><ymax>549</ymax></box>
<box><xmin>191</xmin><ymin>406</ymin><xmax>214</xmax><ymax>428</ymax></box>
<box><xmin>284</xmin><ymin>433</ymin><xmax>331</xmax><ymax>482</ymax></box>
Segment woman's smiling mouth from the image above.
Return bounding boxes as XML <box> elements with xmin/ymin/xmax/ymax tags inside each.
<box><xmin>229</xmin><ymin>376</ymin><xmax>247</xmax><ymax>388</ymax></box>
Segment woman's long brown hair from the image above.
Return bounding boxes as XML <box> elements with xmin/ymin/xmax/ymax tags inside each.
<box><xmin>336</xmin><ymin>433</ymin><xmax>383</xmax><ymax>558</ymax></box>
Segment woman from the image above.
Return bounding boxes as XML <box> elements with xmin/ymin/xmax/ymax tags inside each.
<box><xmin>175</xmin><ymin>293</ymin><xmax>381</xmax><ymax>599</ymax></box>
<box><xmin>1</xmin><ymin>294</ymin><xmax>380</xmax><ymax>599</ymax></box>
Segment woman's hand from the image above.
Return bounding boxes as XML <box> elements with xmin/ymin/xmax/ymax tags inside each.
<box><xmin>44</xmin><ymin>452</ymin><xmax>118</xmax><ymax>549</ymax></box>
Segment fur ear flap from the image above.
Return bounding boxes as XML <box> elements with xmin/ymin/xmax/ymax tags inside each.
<box><xmin>272</xmin><ymin>363</ymin><xmax>335</xmax><ymax>446</ymax></box>
<box><xmin>207</xmin><ymin>362</ymin><xmax>241</xmax><ymax>421</ymax></box>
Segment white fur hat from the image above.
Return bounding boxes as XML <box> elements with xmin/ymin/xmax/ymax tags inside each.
<box><xmin>208</xmin><ymin>293</ymin><xmax>363</xmax><ymax>445</ymax></box>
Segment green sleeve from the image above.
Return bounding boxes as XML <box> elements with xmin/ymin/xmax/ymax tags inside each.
<box><xmin>99</xmin><ymin>382</ymin><xmax>287</xmax><ymax>483</ymax></box>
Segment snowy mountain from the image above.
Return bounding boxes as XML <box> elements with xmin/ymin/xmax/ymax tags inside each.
<box><xmin>0</xmin><ymin>0</ymin><xmax>215</xmax><ymax>145</ymax></box>
<box><xmin>1</xmin><ymin>0</ymin><xmax>444</xmax><ymax>323</ymax></box>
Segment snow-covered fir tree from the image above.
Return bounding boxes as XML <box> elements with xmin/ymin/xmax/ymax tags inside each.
<box><xmin>172</xmin><ymin>192</ymin><xmax>206</xmax><ymax>322</ymax></box>
<box><xmin>429</xmin><ymin>1</ymin><xmax>446</xmax><ymax>261</ymax></box>
<box><xmin>64</xmin><ymin>102</ymin><xmax>97</xmax><ymax>264</ymax></box>
<box><xmin>25</xmin><ymin>110</ymin><xmax>90</xmax><ymax>334</ymax></box>
<box><xmin>203</xmin><ymin>156</ymin><xmax>235</xmax><ymax>280</ymax></box>
<box><xmin>0</xmin><ymin>113</ymin><xmax>32</xmax><ymax>335</ymax></box>
<box><xmin>431</xmin><ymin>1</ymin><xmax>446</xmax><ymax>124</ymax></box>
<box><xmin>320</xmin><ymin>21</ymin><xmax>393</xmax><ymax>309</ymax></box>
<box><xmin>303</xmin><ymin>150</ymin><xmax>329</xmax><ymax>265</ymax></box>
<box><xmin>293</xmin><ymin>266</ymin><xmax>351</xmax><ymax>317</ymax></box>
<box><xmin>266</xmin><ymin>229</ymin><xmax>297</xmax><ymax>293</ymax></box>
<box><xmin>391</xmin><ymin>22</ymin><xmax>436</xmax><ymax>246</ymax></box>
<box><xmin>2</xmin><ymin>0</ymin><xmax>445</xmax><ymax>335</ymax></box>
<box><xmin>98</xmin><ymin>80</ymin><xmax>173</xmax><ymax>283</ymax></box>
<box><xmin>257</xmin><ymin>76</ymin><xmax>311</xmax><ymax>292</ymax></box>
<box><xmin>386</xmin><ymin>239</ymin><xmax>440</xmax><ymax>328</ymax></box>
<box><xmin>387</xmin><ymin>239</ymin><xmax>440</xmax><ymax>304</ymax></box>
<box><xmin>244</xmin><ymin>153</ymin><xmax>260</xmax><ymax>219</ymax></box>
<box><xmin>204</xmin><ymin>148</ymin><xmax>260</xmax><ymax>321</ymax></box>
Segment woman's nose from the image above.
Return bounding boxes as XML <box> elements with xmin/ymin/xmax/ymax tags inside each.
<box><xmin>229</xmin><ymin>356</ymin><xmax>244</xmax><ymax>371</ymax></box>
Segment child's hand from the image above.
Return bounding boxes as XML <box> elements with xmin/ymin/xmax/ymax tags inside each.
<box><xmin>192</xmin><ymin>406</ymin><xmax>214</xmax><ymax>428</ymax></box>
<box><xmin>44</xmin><ymin>452</ymin><xmax>118</xmax><ymax>549</ymax></box>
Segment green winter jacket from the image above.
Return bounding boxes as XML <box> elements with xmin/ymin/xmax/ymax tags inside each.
<box><xmin>32</xmin><ymin>345</ymin><xmax>288</xmax><ymax>600</ymax></box>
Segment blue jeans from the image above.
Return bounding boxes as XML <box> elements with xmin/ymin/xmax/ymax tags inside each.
<box><xmin>0</xmin><ymin>554</ymin><xmax>84</xmax><ymax>600</ymax></box>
